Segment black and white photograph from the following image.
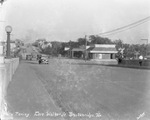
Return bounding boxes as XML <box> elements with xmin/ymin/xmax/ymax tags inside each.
<box><xmin>0</xmin><ymin>0</ymin><xmax>150</xmax><ymax>120</ymax></box>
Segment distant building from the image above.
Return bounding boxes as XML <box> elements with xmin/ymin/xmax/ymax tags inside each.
<box><xmin>88</xmin><ymin>44</ymin><xmax>117</xmax><ymax>60</ymax></box>
<box><xmin>64</xmin><ymin>47</ymin><xmax>70</xmax><ymax>51</ymax></box>
<box><xmin>35</xmin><ymin>39</ymin><xmax>52</xmax><ymax>49</ymax></box>
<box><xmin>36</xmin><ymin>39</ymin><xmax>46</xmax><ymax>47</ymax></box>
<box><xmin>41</xmin><ymin>42</ymin><xmax>52</xmax><ymax>49</ymax></box>
<box><xmin>20</xmin><ymin>45</ymin><xmax>41</xmax><ymax>60</ymax></box>
<box><xmin>15</xmin><ymin>39</ymin><xmax>24</xmax><ymax>47</ymax></box>
<box><xmin>3</xmin><ymin>40</ymin><xmax>17</xmax><ymax>56</ymax></box>
<box><xmin>69</xmin><ymin>44</ymin><xmax>118</xmax><ymax>64</ymax></box>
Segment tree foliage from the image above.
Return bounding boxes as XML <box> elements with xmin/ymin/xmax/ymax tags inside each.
<box><xmin>89</xmin><ymin>35</ymin><xmax>113</xmax><ymax>44</ymax></box>
<box><xmin>31</xmin><ymin>35</ymin><xmax>149</xmax><ymax>58</ymax></box>
<box><xmin>0</xmin><ymin>0</ymin><xmax>6</xmax><ymax>5</ymax></box>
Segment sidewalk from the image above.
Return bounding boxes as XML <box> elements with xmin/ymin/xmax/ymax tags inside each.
<box><xmin>64</xmin><ymin>58</ymin><xmax>150</xmax><ymax>70</ymax></box>
<box><xmin>106</xmin><ymin>64</ymin><xmax>150</xmax><ymax>70</ymax></box>
<box><xmin>5</xmin><ymin>61</ymin><xmax>64</xmax><ymax>120</ymax></box>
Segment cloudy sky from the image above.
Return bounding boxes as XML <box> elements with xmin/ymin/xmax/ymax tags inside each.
<box><xmin>2</xmin><ymin>0</ymin><xmax>150</xmax><ymax>44</ymax></box>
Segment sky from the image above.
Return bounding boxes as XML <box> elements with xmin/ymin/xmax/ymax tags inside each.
<box><xmin>2</xmin><ymin>0</ymin><xmax>150</xmax><ymax>44</ymax></box>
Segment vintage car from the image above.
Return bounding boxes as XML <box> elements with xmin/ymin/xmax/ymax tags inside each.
<box><xmin>26</xmin><ymin>55</ymin><xmax>32</xmax><ymax>60</ymax></box>
<box><xmin>39</xmin><ymin>57</ymin><xmax>49</xmax><ymax>64</ymax></box>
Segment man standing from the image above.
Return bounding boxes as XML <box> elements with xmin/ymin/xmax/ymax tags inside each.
<box><xmin>139</xmin><ymin>55</ymin><xmax>143</xmax><ymax>66</ymax></box>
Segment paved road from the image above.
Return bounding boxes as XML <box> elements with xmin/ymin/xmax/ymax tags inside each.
<box><xmin>6</xmin><ymin>58</ymin><xmax>150</xmax><ymax>120</ymax></box>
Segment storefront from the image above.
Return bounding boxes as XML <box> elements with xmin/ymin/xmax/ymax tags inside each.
<box><xmin>69</xmin><ymin>44</ymin><xmax>118</xmax><ymax>60</ymax></box>
<box><xmin>88</xmin><ymin>44</ymin><xmax>117</xmax><ymax>60</ymax></box>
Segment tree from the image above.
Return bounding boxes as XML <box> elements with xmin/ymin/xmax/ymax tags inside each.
<box><xmin>50</xmin><ymin>41</ymin><xmax>62</xmax><ymax>56</ymax></box>
<box><xmin>42</xmin><ymin>46</ymin><xmax>52</xmax><ymax>55</ymax></box>
<box><xmin>0</xmin><ymin>0</ymin><xmax>6</xmax><ymax>5</ymax></box>
<box><xmin>77</xmin><ymin>38</ymin><xmax>87</xmax><ymax>46</ymax></box>
<box><xmin>32</xmin><ymin>42</ymin><xmax>39</xmax><ymax>47</ymax></box>
<box><xmin>113</xmin><ymin>39</ymin><xmax>124</xmax><ymax>50</ymax></box>
<box><xmin>89</xmin><ymin>35</ymin><xmax>113</xmax><ymax>44</ymax></box>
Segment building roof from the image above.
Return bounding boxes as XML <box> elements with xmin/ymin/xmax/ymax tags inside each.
<box><xmin>71</xmin><ymin>46</ymin><xmax>90</xmax><ymax>52</ymax></box>
<box><xmin>72</xmin><ymin>48</ymin><xmax>85</xmax><ymax>52</ymax></box>
<box><xmin>90</xmin><ymin>44</ymin><xmax>116</xmax><ymax>48</ymax></box>
<box><xmin>64</xmin><ymin>47</ymin><xmax>70</xmax><ymax>51</ymax></box>
<box><xmin>88</xmin><ymin>47</ymin><xmax>117</xmax><ymax>51</ymax></box>
<box><xmin>88</xmin><ymin>44</ymin><xmax>117</xmax><ymax>53</ymax></box>
<box><xmin>70</xmin><ymin>44</ymin><xmax>117</xmax><ymax>53</ymax></box>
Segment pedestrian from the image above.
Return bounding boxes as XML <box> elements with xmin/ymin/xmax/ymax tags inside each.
<box><xmin>38</xmin><ymin>55</ymin><xmax>42</xmax><ymax>64</ymax></box>
<box><xmin>118</xmin><ymin>56</ymin><xmax>122</xmax><ymax>64</ymax></box>
<box><xmin>139</xmin><ymin>55</ymin><xmax>143</xmax><ymax>66</ymax></box>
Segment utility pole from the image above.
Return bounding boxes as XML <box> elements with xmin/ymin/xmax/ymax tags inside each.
<box><xmin>69</xmin><ymin>40</ymin><xmax>71</xmax><ymax>58</ymax></box>
<box><xmin>85</xmin><ymin>35</ymin><xmax>87</xmax><ymax>61</ymax></box>
<box><xmin>141</xmin><ymin>39</ymin><xmax>149</xmax><ymax>56</ymax></box>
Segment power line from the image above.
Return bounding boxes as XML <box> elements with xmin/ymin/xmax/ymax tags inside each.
<box><xmin>99</xmin><ymin>16</ymin><xmax>150</xmax><ymax>35</ymax></box>
<box><xmin>101</xmin><ymin>18</ymin><xmax>150</xmax><ymax>36</ymax></box>
<box><xmin>94</xmin><ymin>16</ymin><xmax>150</xmax><ymax>36</ymax></box>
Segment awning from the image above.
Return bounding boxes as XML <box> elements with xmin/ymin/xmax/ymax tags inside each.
<box><xmin>88</xmin><ymin>46</ymin><xmax>117</xmax><ymax>53</ymax></box>
<box><xmin>90</xmin><ymin>51</ymin><xmax>118</xmax><ymax>53</ymax></box>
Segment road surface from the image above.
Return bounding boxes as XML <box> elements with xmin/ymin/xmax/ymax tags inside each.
<box><xmin>6</xmin><ymin>58</ymin><xmax>150</xmax><ymax>120</ymax></box>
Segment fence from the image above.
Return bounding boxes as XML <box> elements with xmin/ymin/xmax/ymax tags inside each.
<box><xmin>0</xmin><ymin>58</ymin><xmax>19</xmax><ymax>120</ymax></box>
<box><xmin>120</xmin><ymin>59</ymin><xmax>150</xmax><ymax>67</ymax></box>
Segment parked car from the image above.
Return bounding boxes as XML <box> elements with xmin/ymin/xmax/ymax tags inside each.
<box><xmin>26</xmin><ymin>55</ymin><xmax>32</xmax><ymax>60</ymax></box>
<box><xmin>39</xmin><ymin>57</ymin><xmax>49</xmax><ymax>64</ymax></box>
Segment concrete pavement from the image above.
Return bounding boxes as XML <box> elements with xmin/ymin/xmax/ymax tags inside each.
<box><xmin>5</xmin><ymin>60</ymin><xmax>64</xmax><ymax>120</ymax></box>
